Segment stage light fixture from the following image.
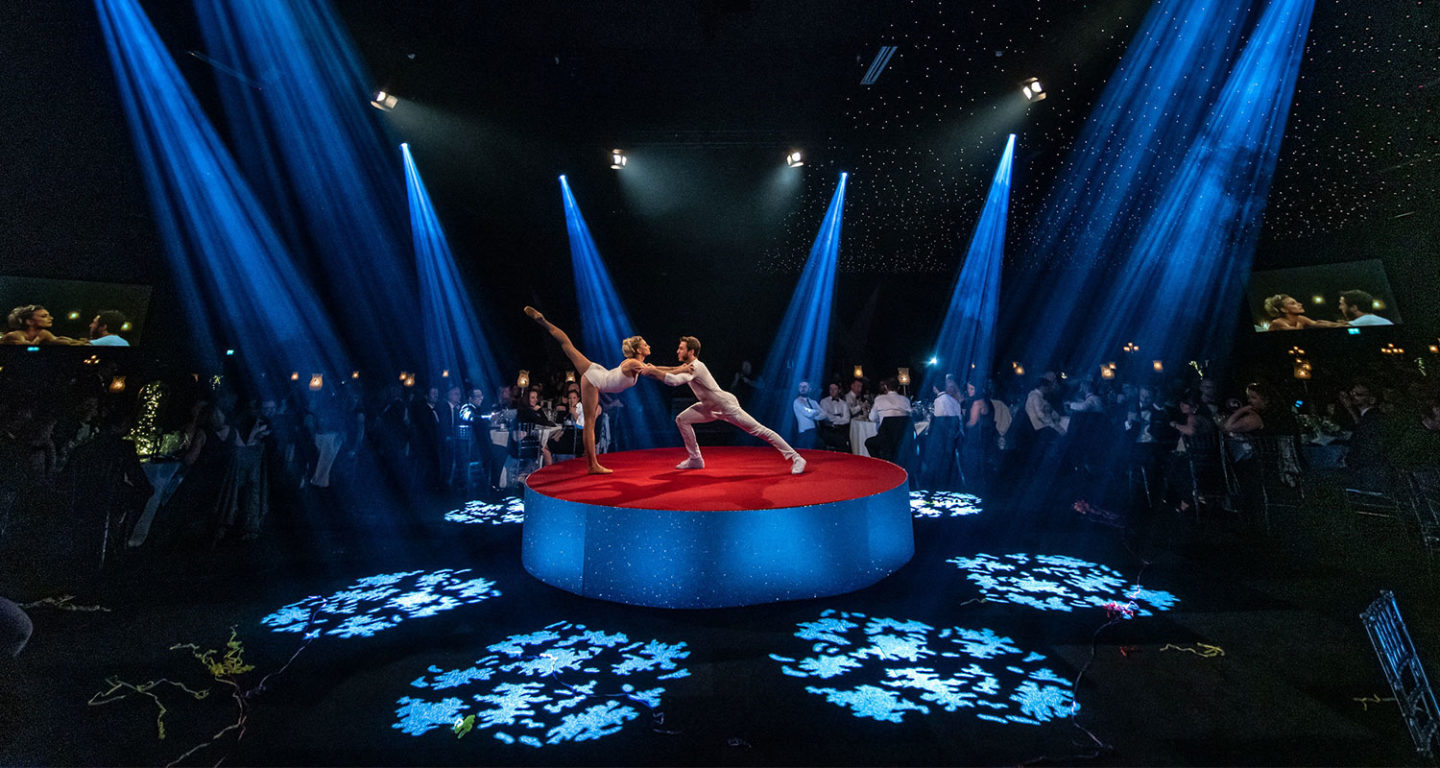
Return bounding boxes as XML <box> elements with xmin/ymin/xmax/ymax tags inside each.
<box><xmin>609</xmin><ymin>149</ymin><xmax>627</xmax><ymax>170</ymax></box>
<box><xmin>370</xmin><ymin>90</ymin><xmax>398</xmax><ymax>111</ymax></box>
<box><xmin>517</xmin><ymin>369</ymin><xmax>530</xmax><ymax>388</ymax></box>
<box><xmin>225</xmin><ymin>348</ymin><xmax>235</xmax><ymax>356</ymax></box>
<box><xmin>1021</xmin><ymin>77</ymin><xmax>1046</xmax><ymax>102</ymax></box>
<box><xmin>351</xmin><ymin>370</ymin><xmax>360</xmax><ymax>379</ymax></box>
<box><xmin>67</xmin><ymin>310</ymin><xmax>81</xmax><ymax>320</ymax></box>
<box><xmin>1101</xmin><ymin>365</ymin><xmax>1115</xmax><ymax>379</ymax></box>
<box><xmin>1152</xmin><ymin>360</ymin><xmax>1164</xmax><ymax>372</ymax></box>
<box><xmin>120</xmin><ymin>322</ymin><xmax>132</xmax><ymax>331</ymax></box>
<box><xmin>853</xmin><ymin>365</ymin><xmax>864</xmax><ymax>379</ymax></box>
<box><xmin>786</xmin><ymin>150</ymin><xmax>804</xmax><ymax>168</ymax></box>
<box><xmin>109</xmin><ymin>376</ymin><xmax>126</xmax><ymax>393</ymax></box>
<box><xmin>309</xmin><ymin>373</ymin><xmax>324</xmax><ymax>390</ymax></box>
<box><xmin>897</xmin><ymin>368</ymin><xmax>911</xmax><ymax>386</ymax></box>
<box><xmin>290</xmin><ymin>371</ymin><xmax>300</xmax><ymax>381</ymax></box>
<box><xmin>565</xmin><ymin>370</ymin><xmax>576</xmax><ymax>383</ymax></box>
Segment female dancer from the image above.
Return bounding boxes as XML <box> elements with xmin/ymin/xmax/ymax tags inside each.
<box><xmin>2</xmin><ymin>305</ymin><xmax>82</xmax><ymax>345</ymax></box>
<box><xmin>524</xmin><ymin>306</ymin><xmax>652</xmax><ymax>474</ymax></box>
<box><xmin>1262</xmin><ymin>294</ymin><xmax>1344</xmax><ymax>331</ymax></box>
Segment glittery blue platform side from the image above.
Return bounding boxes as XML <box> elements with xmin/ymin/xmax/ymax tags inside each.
<box><xmin>521</xmin><ymin>482</ymin><xmax>914</xmax><ymax>609</ymax></box>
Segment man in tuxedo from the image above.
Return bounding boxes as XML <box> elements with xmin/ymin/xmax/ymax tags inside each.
<box><xmin>1345</xmin><ymin>381</ymin><xmax>1389</xmax><ymax>490</ymax></box>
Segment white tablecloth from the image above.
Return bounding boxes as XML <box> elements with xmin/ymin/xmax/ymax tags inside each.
<box><xmin>850</xmin><ymin>420</ymin><xmax>878</xmax><ymax>457</ymax></box>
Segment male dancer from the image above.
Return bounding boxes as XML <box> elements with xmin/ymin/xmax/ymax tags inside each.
<box><xmin>647</xmin><ymin>336</ymin><xmax>806</xmax><ymax>474</ymax></box>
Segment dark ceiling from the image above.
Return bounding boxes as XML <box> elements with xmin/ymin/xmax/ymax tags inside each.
<box><xmin>2</xmin><ymin>0</ymin><xmax>1435</xmax><ymax>368</ymax></box>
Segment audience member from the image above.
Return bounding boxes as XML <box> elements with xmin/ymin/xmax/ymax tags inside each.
<box><xmin>791</xmin><ymin>381</ymin><xmax>825</xmax><ymax>449</ymax></box>
<box><xmin>846</xmin><ymin>379</ymin><xmax>871</xmax><ymax>421</ymax></box>
<box><xmin>817</xmin><ymin>382</ymin><xmax>851</xmax><ymax>451</ymax></box>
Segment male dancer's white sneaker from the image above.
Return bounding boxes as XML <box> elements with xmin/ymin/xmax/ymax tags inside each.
<box><xmin>676</xmin><ymin>457</ymin><xmax>705</xmax><ymax>470</ymax></box>
<box><xmin>791</xmin><ymin>456</ymin><xmax>807</xmax><ymax>475</ymax></box>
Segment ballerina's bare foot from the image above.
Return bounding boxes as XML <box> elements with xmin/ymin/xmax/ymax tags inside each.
<box><xmin>524</xmin><ymin>306</ymin><xmax>546</xmax><ymax>324</ymax></box>
<box><xmin>588</xmin><ymin>464</ymin><xmax>613</xmax><ymax>475</ymax></box>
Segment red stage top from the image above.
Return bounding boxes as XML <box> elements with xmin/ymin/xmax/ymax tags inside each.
<box><xmin>525</xmin><ymin>447</ymin><xmax>907</xmax><ymax>512</ymax></box>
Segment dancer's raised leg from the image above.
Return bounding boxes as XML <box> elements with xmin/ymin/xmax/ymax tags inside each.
<box><xmin>525</xmin><ymin>307</ymin><xmax>595</xmax><ymax>373</ymax></box>
<box><xmin>581</xmin><ymin>380</ymin><xmax>610</xmax><ymax>474</ymax></box>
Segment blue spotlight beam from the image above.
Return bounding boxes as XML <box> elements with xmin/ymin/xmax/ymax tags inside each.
<box><xmin>1074</xmin><ymin>0</ymin><xmax>1317</xmax><ymax>363</ymax></box>
<box><xmin>753</xmin><ymin>174</ymin><xmax>848</xmax><ymax>436</ymax></box>
<box><xmin>558</xmin><ymin>178</ymin><xmax>672</xmax><ymax>449</ymax></box>
<box><xmin>926</xmin><ymin>136</ymin><xmax>1014</xmax><ymax>394</ymax></box>
<box><xmin>402</xmin><ymin>144</ymin><xmax>506</xmax><ymax>396</ymax></box>
<box><xmin>96</xmin><ymin>0</ymin><xmax>347</xmax><ymax>383</ymax></box>
<box><xmin>1001</xmin><ymin>0</ymin><xmax>1255</xmax><ymax>371</ymax></box>
<box><xmin>193</xmin><ymin>0</ymin><xmax>416</xmax><ymax>368</ymax></box>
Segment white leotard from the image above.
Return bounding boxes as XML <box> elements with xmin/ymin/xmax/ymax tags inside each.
<box><xmin>584</xmin><ymin>362</ymin><xmax>639</xmax><ymax>393</ymax></box>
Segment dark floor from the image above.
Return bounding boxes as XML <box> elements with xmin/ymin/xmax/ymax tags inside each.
<box><xmin>1</xmin><ymin>462</ymin><xmax>1436</xmax><ymax>767</ymax></box>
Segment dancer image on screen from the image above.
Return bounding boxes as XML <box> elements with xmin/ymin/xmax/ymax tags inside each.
<box><xmin>651</xmin><ymin>336</ymin><xmax>806</xmax><ymax>475</ymax></box>
<box><xmin>1262</xmin><ymin>294</ymin><xmax>1345</xmax><ymax>331</ymax></box>
<box><xmin>525</xmin><ymin>306</ymin><xmax>683</xmax><ymax>474</ymax></box>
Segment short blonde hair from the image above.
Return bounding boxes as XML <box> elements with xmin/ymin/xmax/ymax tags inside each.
<box><xmin>621</xmin><ymin>336</ymin><xmax>645</xmax><ymax>358</ymax></box>
<box><xmin>1263</xmin><ymin>294</ymin><xmax>1292</xmax><ymax>319</ymax></box>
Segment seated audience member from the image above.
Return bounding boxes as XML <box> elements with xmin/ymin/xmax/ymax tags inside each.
<box><xmin>1222</xmin><ymin>381</ymin><xmax>1300</xmax><ymax>520</ymax></box>
<box><xmin>933</xmin><ymin>380</ymin><xmax>965</xmax><ymax>418</ymax></box>
<box><xmin>923</xmin><ymin>381</ymin><xmax>965</xmax><ymax>487</ymax></box>
<box><xmin>1024</xmin><ymin>375</ymin><xmax>1065</xmax><ymax>447</ymax></box>
<box><xmin>546</xmin><ymin>388</ymin><xmax>585</xmax><ymax>461</ymax></box>
<box><xmin>1066</xmin><ymin>379</ymin><xmax>1105</xmax><ymax>414</ymax></box>
<box><xmin>1169</xmin><ymin>393</ymin><xmax>1218</xmax><ymax>443</ymax></box>
<box><xmin>1164</xmin><ymin>392</ymin><xmax>1219</xmax><ymax>512</ymax></box>
<box><xmin>792</xmin><ymin>381</ymin><xmax>825</xmax><ymax>450</ymax></box>
<box><xmin>845</xmin><ymin>379</ymin><xmax>871</xmax><ymax>421</ymax></box>
<box><xmin>817</xmin><ymin>382</ymin><xmax>851</xmax><ymax>451</ymax></box>
<box><xmin>1125</xmin><ymin>386</ymin><xmax>1175</xmax><ymax>446</ymax></box>
<box><xmin>87</xmin><ymin>311</ymin><xmax>130</xmax><ymax>346</ymax></box>
<box><xmin>866</xmin><ymin>379</ymin><xmax>912</xmax><ymax>462</ymax></box>
<box><xmin>1343</xmin><ymin>380</ymin><xmax>1390</xmax><ymax>490</ymax></box>
<box><xmin>870</xmin><ymin>378</ymin><xmax>912</xmax><ymax>424</ymax></box>
<box><xmin>1338</xmin><ymin>289</ymin><xmax>1393</xmax><ymax>327</ymax></box>
<box><xmin>514</xmin><ymin>387</ymin><xmax>557</xmax><ymax>466</ymax></box>
<box><xmin>1394</xmin><ymin>400</ymin><xmax>1440</xmax><ymax>468</ymax></box>
<box><xmin>1</xmin><ymin>305</ymin><xmax>83</xmax><ymax>345</ymax></box>
<box><xmin>515</xmin><ymin>387</ymin><xmax>556</xmax><ymax>427</ymax></box>
<box><xmin>1222</xmin><ymin>381</ymin><xmax>1296</xmax><ymax>436</ymax></box>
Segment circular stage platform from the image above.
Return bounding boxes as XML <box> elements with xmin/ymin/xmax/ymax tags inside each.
<box><xmin>521</xmin><ymin>447</ymin><xmax>914</xmax><ymax>609</ymax></box>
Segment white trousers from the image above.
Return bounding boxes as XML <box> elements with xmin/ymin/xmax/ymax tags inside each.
<box><xmin>676</xmin><ymin>397</ymin><xmax>797</xmax><ymax>461</ymax></box>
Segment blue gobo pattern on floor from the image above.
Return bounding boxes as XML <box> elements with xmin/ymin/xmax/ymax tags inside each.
<box><xmin>771</xmin><ymin>610</ymin><xmax>1075</xmax><ymax>725</ymax></box>
<box><xmin>909</xmin><ymin>491</ymin><xmax>984</xmax><ymax>518</ymax></box>
<box><xmin>444</xmin><ymin>497</ymin><xmax>526</xmax><ymax>526</ymax></box>
<box><xmin>261</xmin><ymin>569</ymin><xmax>502</xmax><ymax>639</ymax></box>
<box><xmin>394</xmin><ymin>620</ymin><xmax>690</xmax><ymax>748</ymax></box>
<box><xmin>948</xmin><ymin>553</ymin><xmax>1177</xmax><ymax>616</ymax></box>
